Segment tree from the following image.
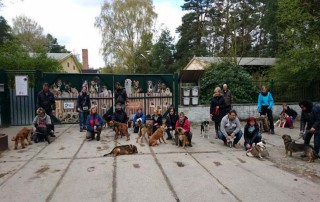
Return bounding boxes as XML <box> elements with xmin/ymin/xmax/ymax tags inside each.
<box><xmin>200</xmin><ymin>61</ymin><xmax>257</xmax><ymax>104</ymax></box>
<box><xmin>46</xmin><ymin>34</ymin><xmax>69</xmax><ymax>53</ymax></box>
<box><xmin>0</xmin><ymin>16</ymin><xmax>13</xmax><ymax>45</ymax></box>
<box><xmin>95</xmin><ymin>0</ymin><xmax>157</xmax><ymax>72</ymax></box>
<box><xmin>12</xmin><ymin>15</ymin><xmax>48</xmax><ymax>52</ymax></box>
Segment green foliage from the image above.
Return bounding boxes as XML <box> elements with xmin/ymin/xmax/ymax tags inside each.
<box><xmin>0</xmin><ymin>16</ymin><xmax>13</xmax><ymax>45</ymax></box>
<box><xmin>0</xmin><ymin>40</ymin><xmax>62</xmax><ymax>72</ymax></box>
<box><xmin>46</xmin><ymin>34</ymin><xmax>69</xmax><ymax>53</ymax></box>
<box><xmin>200</xmin><ymin>61</ymin><xmax>258</xmax><ymax>104</ymax></box>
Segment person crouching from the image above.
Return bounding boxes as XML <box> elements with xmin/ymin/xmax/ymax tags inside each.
<box><xmin>86</xmin><ymin>106</ymin><xmax>103</xmax><ymax>141</ymax></box>
<box><xmin>33</xmin><ymin>107</ymin><xmax>53</xmax><ymax>143</ymax></box>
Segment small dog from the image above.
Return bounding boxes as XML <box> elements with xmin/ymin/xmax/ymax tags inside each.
<box><xmin>275</xmin><ymin>113</ymin><xmax>287</xmax><ymax>128</ymax></box>
<box><xmin>282</xmin><ymin>134</ymin><xmax>318</xmax><ymax>162</ymax></box>
<box><xmin>109</xmin><ymin>121</ymin><xmax>130</xmax><ymax>141</ymax></box>
<box><xmin>125</xmin><ymin>79</ymin><xmax>132</xmax><ymax>95</ymax></box>
<box><xmin>149</xmin><ymin>126</ymin><xmax>166</xmax><ymax>146</ymax></box>
<box><xmin>246</xmin><ymin>141</ymin><xmax>269</xmax><ymax>158</ymax></box>
<box><xmin>176</xmin><ymin>127</ymin><xmax>189</xmax><ymax>148</ymax></box>
<box><xmin>103</xmin><ymin>144</ymin><xmax>138</xmax><ymax>157</ymax></box>
<box><xmin>226</xmin><ymin>136</ymin><xmax>235</xmax><ymax>148</ymax></box>
<box><xmin>200</xmin><ymin>121</ymin><xmax>210</xmax><ymax>138</ymax></box>
<box><xmin>257</xmin><ymin>115</ymin><xmax>270</xmax><ymax>133</ymax></box>
<box><xmin>136</xmin><ymin>122</ymin><xmax>153</xmax><ymax>143</ymax></box>
<box><xmin>11</xmin><ymin>127</ymin><xmax>33</xmax><ymax>150</ymax></box>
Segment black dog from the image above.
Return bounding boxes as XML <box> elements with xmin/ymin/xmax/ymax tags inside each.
<box><xmin>102</xmin><ymin>114</ymin><xmax>112</xmax><ymax>128</ymax></box>
<box><xmin>200</xmin><ymin>121</ymin><xmax>210</xmax><ymax>138</ymax></box>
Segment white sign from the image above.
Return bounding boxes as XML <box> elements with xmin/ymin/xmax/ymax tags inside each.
<box><xmin>64</xmin><ymin>102</ymin><xmax>74</xmax><ymax>109</ymax></box>
<box><xmin>15</xmin><ymin>75</ymin><xmax>28</xmax><ymax>96</ymax></box>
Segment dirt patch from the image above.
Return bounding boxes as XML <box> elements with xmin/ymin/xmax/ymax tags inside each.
<box><xmin>17</xmin><ymin>149</ymin><xmax>27</xmax><ymax>153</ymax></box>
<box><xmin>52</xmin><ymin>169</ymin><xmax>61</xmax><ymax>173</ymax></box>
<box><xmin>176</xmin><ymin>162</ymin><xmax>184</xmax><ymax>167</ymax></box>
<box><xmin>59</xmin><ymin>147</ymin><xmax>65</xmax><ymax>150</ymax></box>
<box><xmin>35</xmin><ymin>166</ymin><xmax>50</xmax><ymax>174</ymax></box>
<box><xmin>87</xmin><ymin>166</ymin><xmax>95</xmax><ymax>172</ymax></box>
<box><xmin>133</xmin><ymin>164</ymin><xmax>140</xmax><ymax>168</ymax></box>
<box><xmin>237</xmin><ymin>158</ymin><xmax>246</xmax><ymax>163</ymax></box>
<box><xmin>0</xmin><ymin>172</ymin><xmax>10</xmax><ymax>178</ymax></box>
<box><xmin>213</xmin><ymin>161</ymin><xmax>222</xmax><ymax>166</ymax></box>
<box><xmin>97</xmin><ymin>147</ymin><xmax>101</xmax><ymax>150</ymax></box>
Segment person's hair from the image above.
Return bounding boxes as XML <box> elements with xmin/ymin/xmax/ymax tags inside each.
<box><xmin>90</xmin><ymin>105</ymin><xmax>97</xmax><ymax>114</ymax></box>
<box><xmin>115</xmin><ymin>82</ymin><xmax>120</xmax><ymax>87</ymax></box>
<box><xmin>214</xmin><ymin>87</ymin><xmax>221</xmax><ymax>95</ymax></box>
<box><xmin>115</xmin><ymin>102</ymin><xmax>121</xmax><ymax>107</ymax></box>
<box><xmin>261</xmin><ymin>85</ymin><xmax>267</xmax><ymax>91</ymax></box>
<box><xmin>245</xmin><ymin>117</ymin><xmax>258</xmax><ymax>128</ymax></box>
<box><xmin>229</xmin><ymin>109</ymin><xmax>237</xmax><ymax>116</ymax></box>
<box><xmin>282</xmin><ymin>103</ymin><xmax>288</xmax><ymax>107</ymax></box>
<box><xmin>82</xmin><ymin>86</ymin><xmax>87</xmax><ymax>90</ymax></box>
<box><xmin>169</xmin><ymin>106</ymin><xmax>175</xmax><ymax>113</ymax></box>
<box><xmin>137</xmin><ymin>107</ymin><xmax>143</xmax><ymax>111</ymax></box>
<box><xmin>179</xmin><ymin>112</ymin><xmax>185</xmax><ymax>117</ymax></box>
<box><xmin>43</xmin><ymin>82</ymin><xmax>49</xmax><ymax>87</ymax></box>
<box><xmin>299</xmin><ymin>100</ymin><xmax>313</xmax><ymax>112</ymax></box>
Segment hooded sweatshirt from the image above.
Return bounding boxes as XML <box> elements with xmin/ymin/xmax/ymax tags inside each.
<box><xmin>175</xmin><ymin>116</ymin><xmax>190</xmax><ymax>133</ymax></box>
<box><xmin>220</xmin><ymin>114</ymin><xmax>241</xmax><ymax>137</ymax></box>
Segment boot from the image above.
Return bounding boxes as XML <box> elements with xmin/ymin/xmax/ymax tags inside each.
<box><xmin>96</xmin><ymin>133</ymin><xmax>100</xmax><ymax>141</ymax></box>
<box><xmin>215</xmin><ymin>130</ymin><xmax>218</xmax><ymax>139</ymax></box>
<box><xmin>270</xmin><ymin>129</ymin><xmax>275</xmax><ymax>134</ymax></box>
<box><xmin>91</xmin><ymin>133</ymin><xmax>95</xmax><ymax>140</ymax></box>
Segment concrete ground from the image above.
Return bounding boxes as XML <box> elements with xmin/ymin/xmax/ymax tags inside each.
<box><xmin>0</xmin><ymin>123</ymin><xmax>319</xmax><ymax>202</ymax></box>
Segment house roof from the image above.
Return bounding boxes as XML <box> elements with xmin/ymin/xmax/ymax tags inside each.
<box><xmin>184</xmin><ymin>57</ymin><xmax>277</xmax><ymax>70</ymax></box>
<box><xmin>47</xmin><ymin>53</ymin><xmax>71</xmax><ymax>61</ymax></box>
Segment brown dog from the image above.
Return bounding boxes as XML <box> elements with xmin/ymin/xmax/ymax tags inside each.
<box><xmin>11</xmin><ymin>127</ymin><xmax>33</xmax><ymax>150</ymax></box>
<box><xmin>136</xmin><ymin>123</ymin><xmax>153</xmax><ymax>143</ymax></box>
<box><xmin>257</xmin><ymin>115</ymin><xmax>270</xmax><ymax>133</ymax></box>
<box><xmin>282</xmin><ymin>134</ymin><xmax>317</xmax><ymax>163</ymax></box>
<box><xmin>149</xmin><ymin>126</ymin><xmax>166</xmax><ymax>146</ymax></box>
<box><xmin>175</xmin><ymin>127</ymin><xmax>189</xmax><ymax>148</ymax></box>
<box><xmin>109</xmin><ymin>121</ymin><xmax>130</xmax><ymax>141</ymax></box>
<box><xmin>103</xmin><ymin>144</ymin><xmax>138</xmax><ymax>157</ymax></box>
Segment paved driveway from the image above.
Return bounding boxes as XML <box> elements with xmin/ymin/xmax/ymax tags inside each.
<box><xmin>0</xmin><ymin>124</ymin><xmax>319</xmax><ymax>202</ymax></box>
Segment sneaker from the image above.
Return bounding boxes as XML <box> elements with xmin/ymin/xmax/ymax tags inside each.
<box><xmin>80</xmin><ymin>128</ymin><xmax>83</xmax><ymax>132</ymax></box>
<box><xmin>233</xmin><ymin>144</ymin><xmax>241</xmax><ymax>149</ymax></box>
<box><xmin>270</xmin><ymin>129</ymin><xmax>275</xmax><ymax>135</ymax></box>
<box><xmin>166</xmin><ymin>137</ymin><xmax>172</xmax><ymax>140</ymax></box>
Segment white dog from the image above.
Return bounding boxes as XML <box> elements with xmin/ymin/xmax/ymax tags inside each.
<box><xmin>125</xmin><ymin>79</ymin><xmax>132</xmax><ymax>95</ymax></box>
<box><xmin>246</xmin><ymin>141</ymin><xmax>269</xmax><ymax>158</ymax></box>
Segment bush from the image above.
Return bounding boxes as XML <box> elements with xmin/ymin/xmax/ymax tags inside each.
<box><xmin>200</xmin><ymin>61</ymin><xmax>258</xmax><ymax>104</ymax></box>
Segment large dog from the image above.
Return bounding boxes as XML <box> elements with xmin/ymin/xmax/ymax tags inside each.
<box><xmin>109</xmin><ymin>121</ymin><xmax>130</xmax><ymax>141</ymax></box>
<box><xmin>257</xmin><ymin>115</ymin><xmax>270</xmax><ymax>133</ymax></box>
<box><xmin>11</xmin><ymin>127</ymin><xmax>33</xmax><ymax>150</ymax></box>
<box><xmin>282</xmin><ymin>134</ymin><xmax>318</xmax><ymax>163</ymax></box>
<box><xmin>136</xmin><ymin>122</ymin><xmax>153</xmax><ymax>143</ymax></box>
<box><xmin>103</xmin><ymin>144</ymin><xmax>138</xmax><ymax>157</ymax></box>
<box><xmin>246</xmin><ymin>141</ymin><xmax>269</xmax><ymax>158</ymax></box>
<box><xmin>149</xmin><ymin>126</ymin><xmax>166</xmax><ymax>146</ymax></box>
<box><xmin>175</xmin><ymin>127</ymin><xmax>189</xmax><ymax>148</ymax></box>
<box><xmin>200</xmin><ymin>121</ymin><xmax>210</xmax><ymax>138</ymax></box>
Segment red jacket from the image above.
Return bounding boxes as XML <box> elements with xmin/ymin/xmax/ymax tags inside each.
<box><xmin>175</xmin><ymin>117</ymin><xmax>190</xmax><ymax>133</ymax></box>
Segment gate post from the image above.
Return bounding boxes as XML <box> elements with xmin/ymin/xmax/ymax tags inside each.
<box><xmin>174</xmin><ymin>73</ymin><xmax>179</xmax><ymax>112</ymax></box>
<box><xmin>0</xmin><ymin>70</ymin><xmax>10</xmax><ymax>126</ymax></box>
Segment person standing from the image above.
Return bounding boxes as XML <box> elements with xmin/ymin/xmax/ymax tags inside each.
<box><xmin>210</xmin><ymin>87</ymin><xmax>226</xmax><ymax>139</ymax></box>
<box><xmin>86</xmin><ymin>106</ymin><xmax>104</xmax><ymax>141</ymax></box>
<box><xmin>37</xmin><ymin>83</ymin><xmax>56</xmax><ymax>137</ymax></box>
<box><xmin>222</xmin><ymin>84</ymin><xmax>233</xmax><ymax>113</ymax></box>
<box><xmin>165</xmin><ymin>107</ymin><xmax>179</xmax><ymax>140</ymax></box>
<box><xmin>299</xmin><ymin>100</ymin><xmax>320</xmax><ymax>157</ymax></box>
<box><xmin>257</xmin><ymin>86</ymin><xmax>275</xmax><ymax>134</ymax></box>
<box><xmin>114</xmin><ymin>82</ymin><xmax>128</xmax><ymax>110</ymax></box>
<box><xmin>77</xmin><ymin>86</ymin><xmax>91</xmax><ymax>132</ymax></box>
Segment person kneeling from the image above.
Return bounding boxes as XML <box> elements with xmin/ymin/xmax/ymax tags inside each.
<box><xmin>86</xmin><ymin>106</ymin><xmax>103</xmax><ymax>141</ymax></box>
<box><xmin>244</xmin><ymin>117</ymin><xmax>262</xmax><ymax>150</ymax></box>
<box><xmin>33</xmin><ymin>107</ymin><xmax>53</xmax><ymax>144</ymax></box>
<box><xmin>175</xmin><ymin>112</ymin><xmax>192</xmax><ymax>147</ymax></box>
<box><xmin>218</xmin><ymin>110</ymin><xmax>243</xmax><ymax>148</ymax></box>
<box><xmin>133</xmin><ymin>107</ymin><xmax>145</xmax><ymax>133</ymax></box>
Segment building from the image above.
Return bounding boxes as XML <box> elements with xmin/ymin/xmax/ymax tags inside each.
<box><xmin>47</xmin><ymin>53</ymin><xmax>82</xmax><ymax>73</ymax></box>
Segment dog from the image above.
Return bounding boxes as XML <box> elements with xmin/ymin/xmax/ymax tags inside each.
<box><xmin>175</xmin><ymin>127</ymin><xmax>189</xmax><ymax>148</ymax></box>
<box><xmin>102</xmin><ymin>114</ymin><xmax>112</xmax><ymax>128</ymax></box>
<box><xmin>274</xmin><ymin>113</ymin><xmax>287</xmax><ymax>128</ymax></box>
<box><xmin>109</xmin><ymin>121</ymin><xmax>130</xmax><ymax>141</ymax></box>
<box><xmin>257</xmin><ymin>115</ymin><xmax>270</xmax><ymax>133</ymax></box>
<box><xmin>246</xmin><ymin>141</ymin><xmax>268</xmax><ymax>158</ymax></box>
<box><xmin>103</xmin><ymin>144</ymin><xmax>138</xmax><ymax>157</ymax></box>
<box><xmin>226</xmin><ymin>136</ymin><xmax>235</xmax><ymax>148</ymax></box>
<box><xmin>149</xmin><ymin>125</ymin><xmax>166</xmax><ymax>146</ymax></box>
<box><xmin>282</xmin><ymin>134</ymin><xmax>317</xmax><ymax>163</ymax></box>
<box><xmin>11</xmin><ymin>127</ymin><xmax>33</xmax><ymax>150</ymax></box>
<box><xmin>200</xmin><ymin>121</ymin><xmax>210</xmax><ymax>138</ymax></box>
<box><xmin>125</xmin><ymin>79</ymin><xmax>132</xmax><ymax>95</ymax></box>
<box><xmin>136</xmin><ymin>122</ymin><xmax>153</xmax><ymax>143</ymax></box>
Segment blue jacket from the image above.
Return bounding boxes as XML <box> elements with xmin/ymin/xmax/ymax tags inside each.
<box><xmin>257</xmin><ymin>92</ymin><xmax>274</xmax><ymax>111</ymax></box>
<box><xmin>86</xmin><ymin>114</ymin><xmax>104</xmax><ymax>132</ymax></box>
<box><xmin>133</xmin><ymin>112</ymin><xmax>145</xmax><ymax>123</ymax></box>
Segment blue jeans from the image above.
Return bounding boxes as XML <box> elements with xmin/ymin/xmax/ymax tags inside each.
<box><xmin>304</xmin><ymin>132</ymin><xmax>320</xmax><ymax>154</ymax></box>
<box><xmin>244</xmin><ymin>132</ymin><xmax>262</xmax><ymax>147</ymax></box>
<box><xmin>218</xmin><ymin>130</ymin><xmax>243</xmax><ymax>145</ymax></box>
<box><xmin>79</xmin><ymin>111</ymin><xmax>89</xmax><ymax>129</ymax></box>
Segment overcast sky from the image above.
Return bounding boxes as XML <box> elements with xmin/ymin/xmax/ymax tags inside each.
<box><xmin>0</xmin><ymin>0</ymin><xmax>185</xmax><ymax>69</ymax></box>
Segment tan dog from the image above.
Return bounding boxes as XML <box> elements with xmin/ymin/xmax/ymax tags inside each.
<box><xmin>175</xmin><ymin>127</ymin><xmax>189</xmax><ymax>148</ymax></box>
<box><xmin>282</xmin><ymin>134</ymin><xmax>317</xmax><ymax>162</ymax></box>
<box><xmin>246</xmin><ymin>141</ymin><xmax>268</xmax><ymax>158</ymax></box>
<box><xmin>103</xmin><ymin>144</ymin><xmax>138</xmax><ymax>157</ymax></box>
<box><xmin>149</xmin><ymin>126</ymin><xmax>166</xmax><ymax>146</ymax></box>
<box><xmin>136</xmin><ymin>123</ymin><xmax>153</xmax><ymax>143</ymax></box>
<box><xmin>257</xmin><ymin>115</ymin><xmax>270</xmax><ymax>133</ymax></box>
<box><xmin>11</xmin><ymin>127</ymin><xmax>33</xmax><ymax>150</ymax></box>
<box><xmin>109</xmin><ymin>121</ymin><xmax>130</xmax><ymax>141</ymax></box>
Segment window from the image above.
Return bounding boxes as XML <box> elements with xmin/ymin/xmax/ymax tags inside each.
<box><xmin>73</xmin><ymin>66</ymin><xmax>75</xmax><ymax>70</ymax></box>
<box><xmin>67</xmin><ymin>62</ymin><xmax>69</xmax><ymax>67</ymax></box>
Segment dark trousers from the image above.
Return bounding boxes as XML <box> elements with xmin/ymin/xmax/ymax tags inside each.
<box><xmin>225</xmin><ymin>105</ymin><xmax>232</xmax><ymax>114</ymax></box>
<box><xmin>79</xmin><ymin>111</ymin><xmax>89</xmax><ymax>129</ymax></box>
<box><xmin>34</xmin><ymin>127</ymin><xmax>50</xmax><ymax>143</ymax></box>
<box><xmin>218</xmin><ymin>130</ymin><xmax>243</xmax><ymax>145</ymax></box>
<box><xmin>260</xmin><ymin>106</ymin><xmax>274</xmax><ymax>130</ymax></box>
<box><xmin>244</xmin><ymin>133</ymin><xmax>262</xmax><ymax>147</ymax></box>
<box><xmin>166</xmin><ymin>128</ymin><xmax>173</xmax><ymax>138</ymax></box>
<box><xmin>304</xmin><ymin>132</ymin><xmax>320</xmax><ymax>154</ymax></box>
<box><xmin>214</xmin><ymin>120</ymin><xmax>221</xmax><ymax>135</ymax></box>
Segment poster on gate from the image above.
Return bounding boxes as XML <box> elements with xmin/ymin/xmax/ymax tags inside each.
<box><xmin>15</xmin><ymin>75</ymin><xmax>28</xmax><ymax>96</ymax></box>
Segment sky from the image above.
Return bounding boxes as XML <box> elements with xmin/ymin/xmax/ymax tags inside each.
<box><xmin>0</xmin><ymin>0</ymin><xmax>185</xmax><ymax>69</ymax></box>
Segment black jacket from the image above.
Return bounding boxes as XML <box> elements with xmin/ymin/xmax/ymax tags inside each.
<box><xmin>112</xmin><ymin>109</ymin><xmax>128</xmax><ymax>123</ymax></box>
<box><xmin>210</xmin><ymin>95</ymin><xmax>226</xmax><ymax>122</ymax></box>
<box><xmin>282</xmin><ymin>106</ymin><xmax>297</xmax><ymax>119</ymax></box>
<box><xmin>152</xmin><ymin>114</ymin><xmax>163</xmax><ymax>126</ymax></box>
<box><xmin>300</xmin><ymin>104</ymin><xmax>320</xmax><ymax>131</ymax></box>
<box><xmin>77</xmin><ymin>92</ymin><xmax>91</xmax><ymax>111</ymax></box>
<box><xmin>165</xmin><ymin>113</ymin><xmax>179</xmax><ymax>129</ymax></box>
<box><xmin>37</xmin><ymin>90</ymin><xmax>56</xmax><ymax>112</ymax></box>
<box><xmin>244</xmin><ymin>124</ymin><xmax>259</xmax><ymax>140</ymax></box>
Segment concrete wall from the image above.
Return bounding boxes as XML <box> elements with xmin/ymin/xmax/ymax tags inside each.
<box><xmin>179</xmin><ymin>104</ymin><xmax>302</xmax><ymax>123</ymax></box>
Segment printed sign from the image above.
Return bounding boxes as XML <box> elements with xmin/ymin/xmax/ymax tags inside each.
<box><xmin>63</xmin><ymin>102</ymin><xmax>74</xmax><ymax>109</ymax></box>
<box><xmin>15</xmin><ymin>75</ymin><xmax>28</xmax><ymax>96</ymax></box>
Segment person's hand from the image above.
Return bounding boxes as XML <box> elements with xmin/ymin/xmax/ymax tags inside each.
<box><xmin>77</xmin><ymin>108</ymin><xmax>81</xmax><ymax>112</ymax></box>
<box><xmin>216</xmin><ymin>106</ymin><xmax>219</xmax><ymax>109</ymax></box>
<box><xmin>230</xmin><ymin>133</ymin><xmax>235</xmax><ymax>138</ymax></box>
<box><xmin>52</xmin><ymin>110</ymin><xmax>55</xmax><ymax>113</ymax></box>
<box><xmin>94</xmin><ymin>125</ymin><xmax>97</xmax><ymax>131</ymax></box>
<box><xmin>169</xmin><ymin>126</ymin><xmax>172</xmax><ymax>129</ymax></box>
<box><xmin>154</xmin><ymin>123</ymin><xmax>158</xmax><ymax>126</ymax></box>
<box><xmin>299</xmin><ymin>131</ymin><xmax>304</xmax><ymax>136</ymax></box>
<box><xmin>226</xmin><ymin>136</ymin><xmax>231</xmax><ymax>140</ymax></box>
<box><xmin>310</xmin><ymin>128</ymin><xmax>315</xmax><ymax>134</ymax></box>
